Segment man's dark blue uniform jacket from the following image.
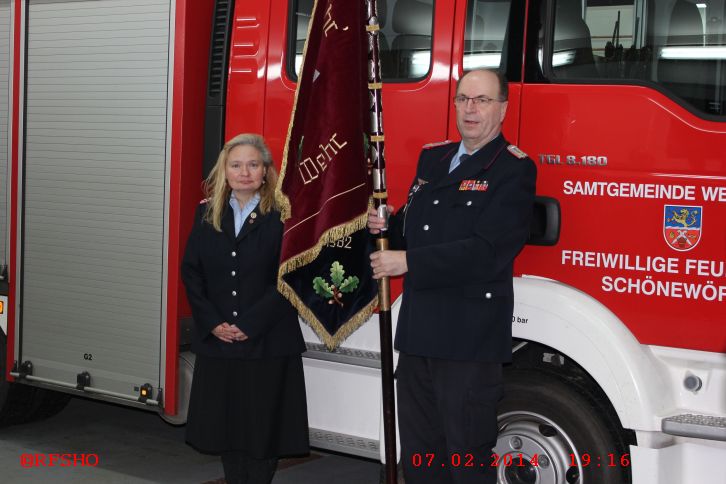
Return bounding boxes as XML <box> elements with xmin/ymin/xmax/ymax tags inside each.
<box><xmin>389</xmin><ymin>134</ymin><xmax>537</xmax><ymax>362</ymax></box>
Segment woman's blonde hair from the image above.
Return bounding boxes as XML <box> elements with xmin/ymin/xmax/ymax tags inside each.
<box><xmin>203</xmin><ymin>133</ymin><xmax>279</xmax><ymax>231</ymax></box>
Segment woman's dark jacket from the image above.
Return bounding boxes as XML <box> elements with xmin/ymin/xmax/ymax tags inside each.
<box><xmin>181</xmin><ymin>202</ymin><xmax>305</xmax><ymax>359</ymax></box>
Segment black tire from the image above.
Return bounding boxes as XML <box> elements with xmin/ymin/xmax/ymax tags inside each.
<box><xmin>0</xmin><ymin>333</ymin><xmax>70</xmax><ymax>427</ymax></box>
<box><xmin>23</xmin><ymin>387</ymin><xmax>71</xmax><ymax>423</ymax></box>
<box><xmin>494</xmin><ymin>369</ymin><xmax>632</xmax><ymax>484</ymax></box>
<box><xmin>0</xmin><ymin>332</ymin><xmax>33</xmax><ymax>427</ymax></box>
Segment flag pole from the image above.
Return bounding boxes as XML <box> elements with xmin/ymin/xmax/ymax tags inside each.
<box><xmin>365</xmin><ymin>1</ymin><xmax>397</xmax><ymax>483</ymax></box>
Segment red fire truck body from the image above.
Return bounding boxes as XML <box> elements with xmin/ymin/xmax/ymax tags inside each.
<box><xmin>1</xmin><ymin>0</ymin><xmax>725</xmax><ymax>483</ymax></box>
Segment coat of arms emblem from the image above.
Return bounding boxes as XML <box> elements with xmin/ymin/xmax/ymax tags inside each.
<box><xmin>663</xmin><ymin>205</ymin><xmax>702</xmax><ymax>251</ymax></box>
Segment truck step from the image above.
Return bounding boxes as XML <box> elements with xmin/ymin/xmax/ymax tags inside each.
<box><xmin>662</xmin><ymin>414</ymin><xmax>726</xmax><ymax>442</ymax></box>
<box><xmin>309</xmin><ymin>427</ymin><xmax>379</xmax><ymax>460</ymax></box>
<box><xmin>303</xmin><ymin>342</ymin><xmax>381</xmax><ymax>369</ymax></box>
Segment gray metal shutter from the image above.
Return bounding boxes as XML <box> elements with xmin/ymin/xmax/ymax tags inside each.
<box><xmin>0</xmin><ymin>0</ymin><xmax>10</xmax><ymax>270</ymax></box>
<box><xmin>21</xmin><ymin>0</ymin><xmax>171</xmax><ymax>400</ymax></box>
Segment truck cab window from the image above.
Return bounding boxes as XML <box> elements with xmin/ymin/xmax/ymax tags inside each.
<box><xmin>545</xmin><ymin>0</ymin><xmax>726</xmax><ymax>117</ymax></box>
<box><xmin>288</xmin><ymin>0</ymin><xmax>435</xmax><ymax>81</ymax></box>
<box><xmin>463</xmin><ymin>0</ymin><xmax>513</xmax><ymax>71</ymax></box>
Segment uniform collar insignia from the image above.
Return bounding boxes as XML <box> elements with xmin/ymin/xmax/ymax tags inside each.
<box><xmin>422</xmin><ymin>140</ymin><xmax>453</xmax><ymax>150</ymax></box>
<box><xmin>507</xmin><ymin>144</ymin><xmax>527</xmax><ymax>159</ymax></box>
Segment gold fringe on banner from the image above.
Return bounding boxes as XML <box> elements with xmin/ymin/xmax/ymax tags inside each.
<box><xmin>278</xmin><ymin>212</ymin><xmax>368</xmax><ymax>273</ymax></box>
<box><xmin>278</xmin><ymin>278</ymin><xmax>379</xmax><ymax>350</ymax></box>
<box><xmin>277</xmin><ymin>211</ymin><xmax>378</xmax><ymax>349</ymax></box>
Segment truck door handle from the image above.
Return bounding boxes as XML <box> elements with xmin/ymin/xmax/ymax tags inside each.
<box><xmin>527</xmin><ymin>196</ymin><xmax>560</xmax><ymax>246</ymax></box>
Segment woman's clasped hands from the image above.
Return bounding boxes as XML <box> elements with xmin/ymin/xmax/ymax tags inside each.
<box><xmin>212</xmin><ymin>322</ymin><xmax>248</xmax><ymax>343</ymax></box>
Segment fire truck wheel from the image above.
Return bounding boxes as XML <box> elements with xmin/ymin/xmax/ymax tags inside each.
<box><xmin>495</xmin><ymin>369</ymin><xmax>631</xmax><ymax>484</ymax></box>
<box><xmin>0</xmin><ymin>333</ymin><xmax>70</xmax><ymax>427</ymax></box>
<box><xmin>23</xmin><ymin>388</ymin><xmax>71</xmax><ymax>423</ymax></box>
<box><xmin>0</xmin><ymin>332</ymin><xmax>32</xmax><ymax>426</ymax></box>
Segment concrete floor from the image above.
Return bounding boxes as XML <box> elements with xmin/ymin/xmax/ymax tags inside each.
<box><xmin>0</xmin><ymin>396</ymin><xmax>381</xmax><ymax>483</ymax></box>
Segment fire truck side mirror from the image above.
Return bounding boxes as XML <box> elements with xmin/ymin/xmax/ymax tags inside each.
<box><xmin>527</xmin><ymin>196</ymin><xmax>561</xmax><ymax>246</ymax></box>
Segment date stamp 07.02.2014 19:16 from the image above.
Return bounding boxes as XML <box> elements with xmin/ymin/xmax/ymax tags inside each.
<box><xmin>411</xmin><ymin>453</ymin><xmax>632</xmax><ymax>469</ymax></box>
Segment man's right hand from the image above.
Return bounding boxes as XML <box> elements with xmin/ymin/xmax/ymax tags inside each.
<box><xmin>367</xmin><ymin>205</ymin><xmax>394</xmax><ymax>234</ymax></box>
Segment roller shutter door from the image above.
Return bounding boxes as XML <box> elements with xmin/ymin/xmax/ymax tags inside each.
<box><xmin>20</xmin><ymin>0</ymin><xmax>171</xmax><ymax>401</ymax></box>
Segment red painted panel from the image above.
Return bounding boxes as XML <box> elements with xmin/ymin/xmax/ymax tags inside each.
<box><xmin>166</xmin><ymin>0</ymin><xmax>214</xmax><ymax>415</ymax></box>
<box><xmin>517</xmin><ymin>84</ymin><xmax>726</xmax><ymax>353</ymax></box>
<box><xmin>225</xmin><ymin>1</ymin><xmax>272</xmax><ymax>142</ymax></box>
<box><xmin>6</xmin><ymin>0</ymin><xmax>22</xmax><ymax>383</ymax></box>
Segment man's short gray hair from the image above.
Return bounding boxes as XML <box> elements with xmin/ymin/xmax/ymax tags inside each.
<box><xmin>456</xmin><ymin>69</ymin><xmax>509</xmax><ymax>101</ymax></box>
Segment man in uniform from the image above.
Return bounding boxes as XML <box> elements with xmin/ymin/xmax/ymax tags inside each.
<box><xmin>368</xmin><ymin>69</ymin><xmax>537</xmax><ymax>483</ymax></box>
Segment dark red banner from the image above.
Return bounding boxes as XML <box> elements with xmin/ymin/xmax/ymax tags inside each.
<box><xmin>276</xmin><ymin>0</ymin><xmax>377</xmax><ymax>348</ymax></box>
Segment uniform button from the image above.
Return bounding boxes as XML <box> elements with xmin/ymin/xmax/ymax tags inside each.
<box><xmin>466</xmin><ymin>200</ymin><xmax>472</xmax><ymax>206</ymax></box>
<box><xmin>232</xmin><ymin>311</ymin><xmax>238</xmax><ymax>317</ymax></box>
<box><xmin>231</xmin><ymin>251</ymin><xmax>236</xmax><ymax>257</ymax></box>
<box><xmin>231</xmin><ymin>271</ymin><xmax>236</xmax><ymax>276</ymax></box>
<box><xmin>232</xmin><ymin>290</ymin><xmax>237</xmax><ymax>296</ymax></box>
<box><xmin>485</xmin><ymin>292</ymin><xmax>492</xmax><ymax>299</ymax></box>
<box><xmin>433</xmin><ymin>200</ymin><xmax>439</xmax><ymax>205</ymax></box>
<box><xmin>423</xmin><ymin>225</ymin><xmax>429</xmax><ymax>231</ymax></box>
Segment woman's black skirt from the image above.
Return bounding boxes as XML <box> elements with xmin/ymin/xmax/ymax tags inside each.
<box><xmin>185</xmin><ymin>354</ymin><xmax>309</xmax><ymax>458</ymax></box>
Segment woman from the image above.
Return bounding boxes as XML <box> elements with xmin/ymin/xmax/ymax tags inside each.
<box><xmin>182</xmin><ymin>133</ymin><xmax>308</xmax><ymax>484</ymax></box>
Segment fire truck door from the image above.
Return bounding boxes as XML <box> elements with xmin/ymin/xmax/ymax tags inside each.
<box><xmin>516</xmin><ymin>0</ymin><xmax>726</xmax><ymax>351</ymax></box>
<box><xmin>17</xmin><ymin>0</ymin><xmax>173</xmax><ymax>403</ymax></box>
<box><xmin>253</xmin><ymin>0</ymin><xmax>457</xmax><ymax>212</ymax></box>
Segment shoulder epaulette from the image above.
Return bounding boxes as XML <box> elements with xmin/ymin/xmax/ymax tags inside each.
<box><xmin>199</xmin><ymin>198</ymin><xmax>209</xmax><ymax>204</ymax></box>
<box><xmin>507</xmin><ymin>144</ymin><xmax>528</xmax><ymax>159</ymax></box>
<box><xmin>422</xmin><ymin>140</ymin><xmax>453</xmax><ymax>150</ymax></box>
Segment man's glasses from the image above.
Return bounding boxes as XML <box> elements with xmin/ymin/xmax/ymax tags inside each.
<box><xmin>453</xmin><ymin>95</ymin><xmax>502</xmax><ymax>107</ymax></box>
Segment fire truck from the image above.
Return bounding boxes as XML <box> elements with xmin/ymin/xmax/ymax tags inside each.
<box><xmin>1</xmin><ymin>0</ymin><xmax>725</xmax><ymax>483</ymax></box>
